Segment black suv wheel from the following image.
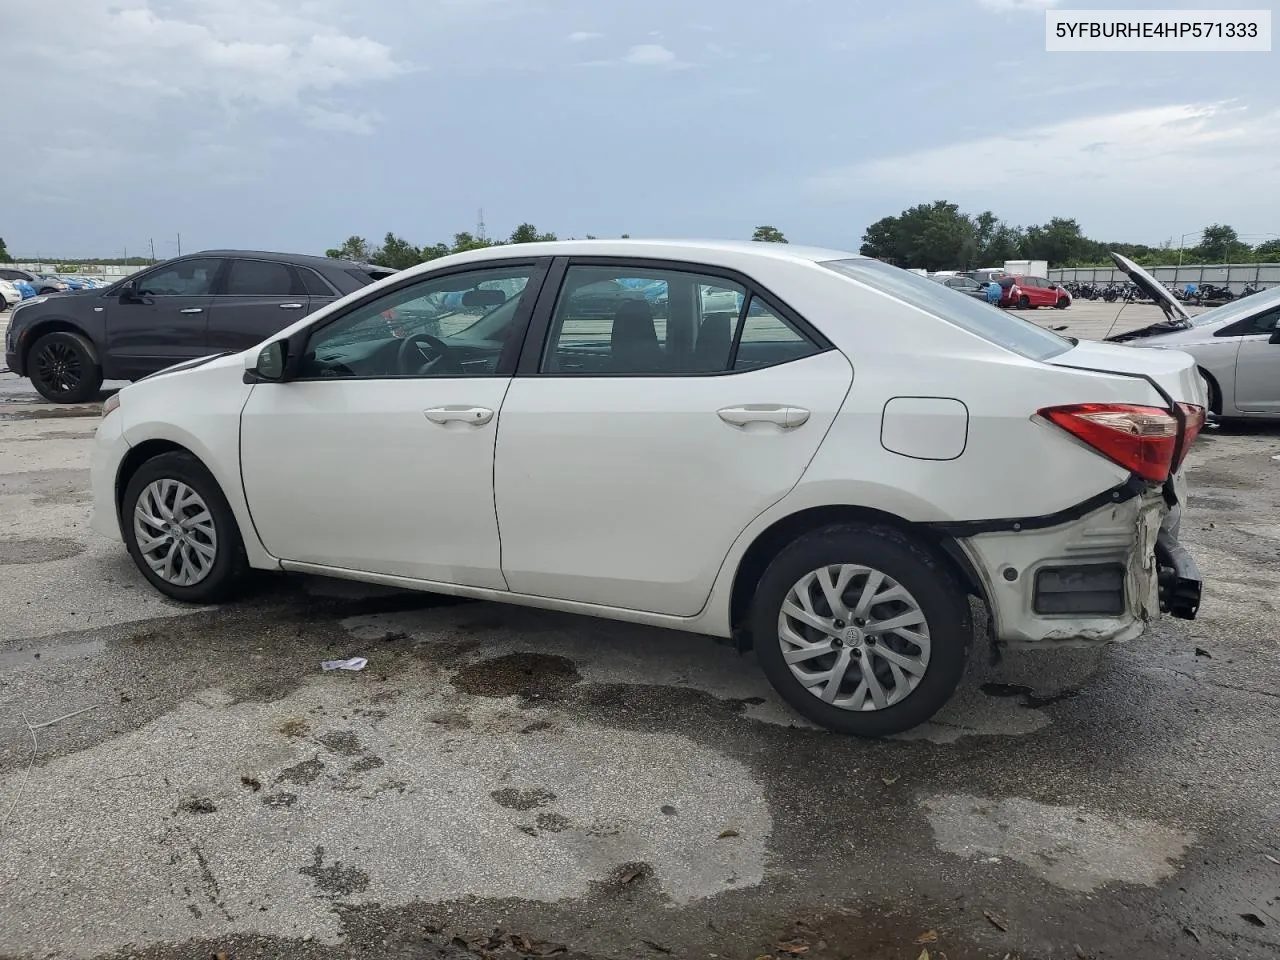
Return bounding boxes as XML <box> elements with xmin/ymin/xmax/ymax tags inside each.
<box><xmin>29</xmin><ymin>331</ymin><xmax>104</xmax><ymax>404</ymax></box>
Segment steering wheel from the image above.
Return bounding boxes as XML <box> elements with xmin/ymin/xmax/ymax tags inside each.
<box><xmin>396</xmin><ymin>333</ymin><xmax>461</xmax><ymax>375</ymax></box>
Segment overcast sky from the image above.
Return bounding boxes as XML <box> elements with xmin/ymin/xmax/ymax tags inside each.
<box><xmin>4</xmin><ymin>0</ymin><xmax>1277</xmax><ymax>258</ymax></box>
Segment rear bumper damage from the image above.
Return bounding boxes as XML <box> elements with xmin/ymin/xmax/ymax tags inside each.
<box><xmin>954</xmin><ymin>486</ymin><xmax>1202</xmax><ymax>650</ymax></box>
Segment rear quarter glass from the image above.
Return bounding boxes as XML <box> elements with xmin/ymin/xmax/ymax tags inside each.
<box><xmin>821</xmin><ymin>260</ymin><xmax>1072</xmax><ymax>362</ymax></box>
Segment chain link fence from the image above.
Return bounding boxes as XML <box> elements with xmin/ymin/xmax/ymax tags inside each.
<box><xmin>1050</xmin><ymin>262</ymin><xmax>1280</xmax><ymax>294</ymax></box>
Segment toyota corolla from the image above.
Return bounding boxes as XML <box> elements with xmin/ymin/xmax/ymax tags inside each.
<box><xmin>88</xmin><ymin>240</ymin><xmax>1206</xmax><ymax>736</ymax></box>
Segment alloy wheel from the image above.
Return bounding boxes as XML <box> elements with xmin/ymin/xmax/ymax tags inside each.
<box><xmin>33</xmin><ymin>341</ymin><xmax>83</xmax><ymax>396</ymax></box>
<box><xmin>777</xmin><ymin>564</ymin><xmax>931</xmax><ymax>711</ymax></box>
<box><xmin>133</xmin><ymin>479</ymin><xmax>219</xmax><ymax>586</ymax></box>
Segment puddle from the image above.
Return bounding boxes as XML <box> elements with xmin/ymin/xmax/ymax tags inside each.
<box><xmin>452</xmin><ymin>653</ymin><xmax>581</xmax><ymax>701</ymax></box>
<box><xmin>0</xmin><ymin>637</ymin><xmax>106</xmax><ymax>672</ymax></box>
<box><xmin>0</xmin><ymin>537</ymin><xmax>85</xmax><ymax>565</ymax></box>
<box><xmin>0</xmin><ymin>404</ymin><xmax>102</xmax><ymax>420</ymax></box>
<box><xmin>979</xmin><ymin>682</ymin><xmax>1080</xmax><ymax>709</ymax></box>
<box><xmin>756</xmin><ymin>903</ymin><xmax>992</xmax><ymax>960</ymax></box>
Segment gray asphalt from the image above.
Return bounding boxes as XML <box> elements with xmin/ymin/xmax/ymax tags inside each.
<box><xmin>1</xmin><ymin>302</ymin><xmax>1277</xmax><ymax>960</ymax></box>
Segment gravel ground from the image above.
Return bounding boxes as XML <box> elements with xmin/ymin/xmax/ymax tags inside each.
<box><xmin>0</xmin><ymin>301</ymin><xmax>1277</xmax><ymax>960</ymax></box>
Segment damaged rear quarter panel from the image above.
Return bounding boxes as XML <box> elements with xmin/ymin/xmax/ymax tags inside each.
<box><xmin>959</xmin><ymin>490</ymin><xmax>1167</xmax><ymax>650</ymax></box>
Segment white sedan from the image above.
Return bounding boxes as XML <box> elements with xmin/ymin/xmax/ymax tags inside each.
<box><xmin>89</xmin><ymin>240</ymin><xmax>1207</xmax><ymax>736</ymax></box>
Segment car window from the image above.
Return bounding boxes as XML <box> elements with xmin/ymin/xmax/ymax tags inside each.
<box><xmin>297</xmin><ymin>265</ymin><xmax>535</xmax><ymax>380</ymax></box>
<box><xmin>821</xmin><ymin>259</ymin><xmax>1072</xmax><ymax>362</ymax></box>
<box><xmin>224</xmin><ymin>259</ymin><xmax>298</xmax><ymax>297</ymax></box>
<box><xmin>299</xmin><ymin>268</ymin><xmax>336</xmax><ymax>297</ymax></box>
<box><xmin>135</xmin><ymin>258</ymin><xmax>221</xmax><ymax>297</ymax></box>
<box><xmin>1221</xmin><ymin>305</ymin><xmax>1280</xmax><ymax>336</ymax></box>
<box><xmin>541</xmin><ymin>264</ymin><xmax>751</xmax><ymax>375</ymax></box>
<box><xmin>734</xmin><ymin>297</ymin><xmax>821</xmax><ymax>371</ymax></box>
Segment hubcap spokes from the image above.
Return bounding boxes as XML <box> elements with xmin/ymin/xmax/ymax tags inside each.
<box><xmin>133</xmin><ymin>479</ymin><xmax>217</xmax><ymax>586</ymax></box>
<box><xmin>35</xmin><ymin>343</ymin><xmax>82</xmax><ymax>394</ymax></box>
<box><xmin>778</xmin><ymin>564</ymin><xmax>931</xmax><ymax>711</ymax></box>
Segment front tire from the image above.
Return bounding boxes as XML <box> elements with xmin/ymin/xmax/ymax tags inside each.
<box><xmin>750</xmin><ymin>524</ymin><xmax>973</xmax><ymax>737</ymax></box>
<box><xmin>1055</xmin><ymin>297</ymin><xmax>1069</xmax><ymax>309</ymax></box>
<box><xmin>122</xmin><ymin>452</ymin><xmax>248</xmax><ymax>603</ymax></box>
<box><xmin>29</xmin><ymin>331</ymin><xmax>103</xmax><ymax>403</ymax></box>
<box><xmin>1018</xmin><ymin>295</ymin><xmax>1031</xmax><ymax>309</ymax></box>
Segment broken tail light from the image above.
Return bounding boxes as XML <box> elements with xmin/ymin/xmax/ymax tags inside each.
<box><xmin>1039</xmin><ymin>403</ymin><xmax>1179</xmax><ymax>482</ymax></box>
<box><xmin>1173</xmin><ymin>403</ymin><xmax>1206</xmax><ymax>470</ymax></box>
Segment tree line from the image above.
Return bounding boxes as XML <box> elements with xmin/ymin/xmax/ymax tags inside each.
<box><xmin>857</xmin><ymin>201</ymin><xmax>1280</xmax><ymax>271</ymax></box>
<box><xmin>327</xmin><ymin>224</ymin><xmax>791</xmax><ymax>269</ymax></box>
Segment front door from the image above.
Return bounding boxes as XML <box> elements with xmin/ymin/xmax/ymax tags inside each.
<box><xmin>1232</xmin><ymin>305</ymin><xmax>1280</xmax><ymax>413</ymax></box>
<box><xmin>205</xmin><ymin>257</ymin><xmax>313</xmax><ymax>354</ymax></box>
<box><xmin>238</xmin><ymin>261</ymin><xmax>544</xmax><ymax>587</ymax></box>
<box><xmin>103</xmin><ymin>257</ymin><xmax>224</xmax><ymax>378</ymax></box>
<box><xmin>494</xmin><ymin>260</ymin><xmax>854</xmax><ymax>617</ymax></box>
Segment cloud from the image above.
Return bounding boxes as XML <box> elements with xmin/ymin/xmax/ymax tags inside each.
<box><xmin>305</xmin><ymin>106</ymin><xmax>385</xmax><ymax>135</ymax></box>
<box><xmin>622</xmin><ymin>43</ymin><xmax>677</xmax><ymax>66</ymax></box>
<box><xmin>976</xmin><ymin>0</ymin><xmax>1060</xmax><ymax>9</ymax></box>
<box><xmin>808</xmin><ymin>102</ymin><xmax>1280</xmax><ymax>238</ymax></box>
<box><xmin>566</xmin><ymin>31</ymin><xmax>602</xmax><ymax>42</ymax></box>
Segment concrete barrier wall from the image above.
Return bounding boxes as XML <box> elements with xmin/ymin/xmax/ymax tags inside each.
<box><xmin>1050</xmin><ymin>262</ymin><xmax>1280</xmax><ymax>293</ymax></box>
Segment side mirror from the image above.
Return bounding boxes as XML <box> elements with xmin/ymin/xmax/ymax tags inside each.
<box><xmin>247</xmin><ymin>340</ymin><xmax>287</xmax><ymax>381</ymax></box>
<box><xmin>119</xmin><ymin>279</ymin><xmax>139</xmax><ymax>300</ymax></box>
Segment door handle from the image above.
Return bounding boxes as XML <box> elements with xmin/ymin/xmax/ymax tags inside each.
<box><xmin>279</xmin><ymin>303</ymin><xmax>304</xmax><ymax>309</ymax></box>
<box><xmin>180</xmin><ymin>307</ymin><xmax>203</xmax><ymax>314</ymax></box>
<box><xmin>425</xmin><ymin>406</ymin><xmax>494</xmax><ymax>425</ymax></box>
<box><xmin>717</xmin><ymin>404</ymin><xmax>810</xmax><ymax>429</ymax></box>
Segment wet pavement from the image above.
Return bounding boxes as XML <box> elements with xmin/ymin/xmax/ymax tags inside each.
<box><xmin>1</xmin><ymin>304</ymin><xmax>1278</xmax><ymax>960</ymax></box>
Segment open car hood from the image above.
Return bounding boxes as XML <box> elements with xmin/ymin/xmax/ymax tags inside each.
<box><xmin>1110</xmin><ymin>252</ymin><xmax>1191</xmax><ymax>325</ymax></box>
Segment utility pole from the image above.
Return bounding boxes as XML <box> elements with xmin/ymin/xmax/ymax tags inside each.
<box><xmin>477</xmin><ymin>208</ymin><xmax>486</xmax><ymax>243</ymax></box>
<box><xmin>177</xmin><ymin>233</ymin><xmax>182</xmax><ymax>257</ymax></box>
<box><xmin>149</xmin><ymin>238</ymin><xmax>156</xmax><ymax>264</ymax></box>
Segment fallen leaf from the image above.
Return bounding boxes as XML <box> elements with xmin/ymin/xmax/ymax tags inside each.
<box><xmin>642</xmin><ymin>941</ymin><xmax>673</xmax><ymax>954</ymax></box>
<box><xmin>915</xmin><ymin>930</ymin><xmax>939</xmax><ymax>943</ymax></box>
<box><xmin>984</xmin><ymin>910</ymin><xmax>1009</xmax><ymax>932</ymax></box>
<box><xmin>1265</xmin><ymin>854</ymin><xmax>1279</xmax><ymax>865</ymax></box>
<box><xmin>1074</xmin><ymin>945</ymin><xmax>1094</xmax><ymax>959</ymax></box>
<box><xmin>617</xmin><ymin>866</ymin><xmax>645</xmax><ymax>885</ymax></box>
<box><xmin>1182</xmin><ymin>926</ymin><xmax>1201</xmax><ymax>943</ymax></box>
<box><xmin>777</xmin><ymin>939</ymin><xmax>810</xmax><ymax>955</ymax></box>
<box><xmin>1194</xmin><ymin>647</ymin><xmax>1212</xmax><ymax>658</ymax></box>
<box><xmin>240</xmin><ymin>776</ymin><xmax>262</xmax><ymax>792</ymax></box>
<box><xmin>718</xmin><ymin>829</ymin><xmax>740</xmax><ymax>839</ymax></box>
<box><xmin>918</xmin><ymin>950</ymin><xmax>930</xmax><ymax>960</ymax></box>
<box><xmin>882</xmin><ymin>775</ymin><xmax>900</xmax><ymax>785</ymax></box>
<box><xmin>213</xmin><ymin>953</ymin><xmax>229</xmax><ymax>960</ymax></box>
<box><xmin>1240</xmin><ymin>913</ymin><xmax>1266</xmax><ymax>928</ymax></box>
<box><xmin>528</xmin><ymin>941</ymin><xmax>567</xmax><ymax>956</ymax></box>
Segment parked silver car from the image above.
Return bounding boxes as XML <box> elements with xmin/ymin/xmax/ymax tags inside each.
<box><xmin>1107</xmin><ymin>253</ymin><xmax>1280</xmax><ymax>420</ymax></box>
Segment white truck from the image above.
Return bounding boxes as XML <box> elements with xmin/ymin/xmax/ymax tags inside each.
<box><xmin>1003</xmin><ymin>259</ymin><xmax>1049</xmax><ymax>279</ymax></box>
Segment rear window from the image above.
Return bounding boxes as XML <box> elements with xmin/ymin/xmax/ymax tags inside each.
<box><xmin>821</xmin><ymin>259</ymin><xmax>1072</xmax><ymax>362</ymax></box>
<box><xmin>343</xmin><ymin>267</ymin><xmax>397</xmax><ymax>287</ymax></box>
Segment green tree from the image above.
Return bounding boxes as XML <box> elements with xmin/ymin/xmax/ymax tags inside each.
<box><xmin>0</xmin><ymin>237</ymin><xmax>11</xmax><ymax>263</ymax></box>
<box><xmin>372</xmin><ymin>232</ymin><xmax>424</xmax><ymax>270</ymax></box>
<box><xmin>325</xmin><ymin>236</ymin><xmax>373</xmax><ymax>261</ymax></box>
<box><xmin>509</xmin><ymin>223</ymin><xmax>558</xmax><ymax>244</ymax></box>
<box><xmin>751</xmin><ymin>225</ymin><xmax>788</xmax><ymax>243</ymax></box>
<box><xmin>1253</xmin><ymin>238</ymin><xmax>1280</xmax><ymax>262</ymax></box>
<box><xmin>1196</xmin><ymin>224</ymin><xmax>1245</xmax><ymax>262</ymax></box>
<box><xmin>1021</xmin><ymin>217</ymin><xmax>1087</xmax><ymax>266</ymax></box>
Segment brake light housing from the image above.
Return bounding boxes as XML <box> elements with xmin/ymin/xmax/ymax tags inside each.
<box><xmin>1174</xmin><ymin>402</ymin><xmax>1206</xmax><ymax>469</ymax></box>
<box><xmin>1038</xmin><ymin>403</ymin><xmax>1181</xmax><ymax>482</ymax></box>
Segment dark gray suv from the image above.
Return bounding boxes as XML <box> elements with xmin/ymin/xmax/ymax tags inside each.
<box><xmin>4</xmin><ymin>250</ymin><xmax>396</xmax><ymax>403</ymax></box>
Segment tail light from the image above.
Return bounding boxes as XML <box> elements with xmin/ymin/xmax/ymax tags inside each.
<box><xmin>1039</xmin><ymin>403</ymin><xmax>1179</xmax><ymax>482</ymax></box>
<box><xmin>1174</xmin><ymin>402</ymin><xmax>1206</xmax><ymax>469</ymax></box>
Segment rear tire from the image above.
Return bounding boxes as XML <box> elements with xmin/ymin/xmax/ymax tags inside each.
<box><xmin>122</xmin><ymin>452</ymin><xmax>249</xmax><ymax>604</ymax></box>
<box><xmin>750</xmin><ymin>524</ymin><xmax>973</xmax><ymax>737</ymax></box>
<box><xmin>1018</xmin><ymin>295</ymin><xmax>1031</xmax><ymax>309</ymax></box>
<box><xmin>28</xmin><ymin>331</ymin><xmax>103</xmax><ymax>404</ymax></box>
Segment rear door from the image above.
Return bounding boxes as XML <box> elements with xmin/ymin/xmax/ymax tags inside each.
<box><xmin>493</xmin><ymin>258</ymin><xmax>853</xmax><ymax>617</ymax></box>
<box><xmin>205</xmin><ymin>257</ymin><xmax>311</xmax><ymax>354</ymax></box>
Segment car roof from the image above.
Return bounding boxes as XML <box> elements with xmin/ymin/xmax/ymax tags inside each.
<box><xmin>192</xmin><ymin>249</ymin><xmax>366</xmax><ymax>271</ymax></box>
<box><xmin>422</xmin><ymin>238</ymin><xmax>865</xmax><ymax>269</ymax></box>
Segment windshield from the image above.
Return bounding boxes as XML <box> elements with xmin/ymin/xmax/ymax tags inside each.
<box><xmin>1189</xmin><ymin>284</ymin><xmax>1280</xmax><ymax>326</ymax></box>
<box><xmin>820</xmin><ymin>259</ymin><xmax>1073</xmax><ymax>361</ymax></box>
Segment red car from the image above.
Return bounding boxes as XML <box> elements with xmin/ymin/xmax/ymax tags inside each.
<box><xmin>998</xmin><ymin>275</ymin><xmax>1071</xmax><ymax>309</ymax></box>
